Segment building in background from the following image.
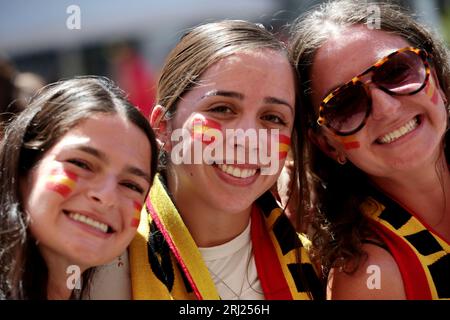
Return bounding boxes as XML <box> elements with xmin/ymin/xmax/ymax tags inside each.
<box><xmin>1</xmin><ymin>0</ymin><xmax>448</xmax><ymax>116</ymax></box>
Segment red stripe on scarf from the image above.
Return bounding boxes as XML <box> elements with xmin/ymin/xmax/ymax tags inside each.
<box><xmin>368</xmin><ymin>221</ymin><xmax>432</xmax><ymax>300</ymax></box>
<box><xmin>251</xmin><ymin>205</ymin><xmax>293</xmax><ymax>300</ymax></box>
<box><xmin>145</xmin><ymin>197</ymin><xmax>204</xmax><ymax>300</ymax></box>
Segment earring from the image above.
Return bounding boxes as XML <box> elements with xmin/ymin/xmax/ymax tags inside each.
<box><xmin>117</xmin><ymin>255</ymin><xmax>124</xmax><ymax>268</ymax></box>
<box><xmin>337</xmin><ymin>154</ymin><xmax>347</xmax><ymax>165</ymax></box>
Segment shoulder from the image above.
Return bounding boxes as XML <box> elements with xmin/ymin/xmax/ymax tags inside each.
<box><xmin>326</xmin><ymin>243</ymin><xmax>406</xmax><ymax>300</ymax></box>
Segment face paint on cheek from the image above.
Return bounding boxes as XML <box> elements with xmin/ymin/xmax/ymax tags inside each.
<box><xmin>191</xmin><ymin>116</ymin><xmax>222</xmax><ymax>145</ymax></box>
<box><xmin>425</xmin><ymin>76</ymin><xmax>439</xmax><ymax>106</ymax></box>
<box><xmin>45</xmin><ymin>167</ymin><xmax>78</xmax><ymax>198</ymax></box>
<box><xmin>278</xmin><ymin>134</ymin><xmax>291</xmax><ymax>160</ymax></box>
<box><xmin>130</xmin><ymin>201</ymin><xmax>142</xmax><ymax>228</ymax></box>
<box><xmin>334</xmin><ymin>135</ymin><xmax>361</xmax><ymax>150</ymax></box>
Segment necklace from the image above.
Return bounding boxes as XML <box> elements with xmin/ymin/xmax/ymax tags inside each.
<box><xmin>205</xmin><ymin>243</ymin><xmax>254</xmax><ymax>300</ymax></box>
<box><xmin>207</xmin><ymin>265</ymin><xmax>247</xmax><ymax>300</ymax></box>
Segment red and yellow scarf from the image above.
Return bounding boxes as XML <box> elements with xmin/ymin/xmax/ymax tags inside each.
<box><xmin>361</xmin><ymin>189</ymin><xmax>450</xmax><ymax>300</ymax></box>
<box><xmin>129</xmin><ymin>174</ymin><xmax>323</xmax><ymax>300</ymax></box>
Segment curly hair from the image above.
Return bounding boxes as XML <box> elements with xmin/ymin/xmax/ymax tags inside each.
<box><xmin>289</xmin><ymin>0</ymin><xmax>450</xmax><ymax>276</ymax></box>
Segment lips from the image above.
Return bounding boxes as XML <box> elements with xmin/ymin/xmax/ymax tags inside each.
<box><xmin>376</xmin><ymin>116</ymin><xmax>420</xmax><ymax>144</ymax></box>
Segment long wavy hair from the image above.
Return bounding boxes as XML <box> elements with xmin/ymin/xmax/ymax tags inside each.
<box><xmin>289</xmin><ymin>0</ymin><xmax>450</xmax><ymax>275</ymax></box>
<box><xmin>0</xmin><ymin>76</ymin><xmax>158</xmax><ymax>299</ymax></box>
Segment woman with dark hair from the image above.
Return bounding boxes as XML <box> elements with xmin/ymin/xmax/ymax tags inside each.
<box><xmin>290</xmin><ymin>0</ymin><xmax>449</xmax><ymax>299</ymax></box>
<box><xmin>0</xmin><ymin>76</ymin><xmax>158</xmax><ymax>299</ymax></box>
<box><xmin>90</xmin><ymin>20</ymin><xmax>323</xmax><ymax>300</ymax></box>
<box><xmin>0</xmin><ymin>57</ymin><xmax>22</xmax><ymax>135</ymax></box>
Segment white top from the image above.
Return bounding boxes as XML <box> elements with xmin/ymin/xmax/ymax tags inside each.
<box><xmin>199</xmin><ymin>221</ymin><xmax>264</xmax><ymax>300</ymax></box>
<box><xmin>87</xmin><ymin>251</ymin><xmax>132</xmax><ymax>300</ymax></box>
<box><xmin>87</xmin><ymin>222</ymin><xmax>264</xmax><ymax>300</ymax></box>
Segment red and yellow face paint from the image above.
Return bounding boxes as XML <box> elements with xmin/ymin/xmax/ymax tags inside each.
<box><xmin>333</xmin><ymin>134</ymin><xmax>361</xmax><ymax>150</ymax></box>
<box><xmin>192</xmin><ymin>116</ymin><xmax>222</xmax><ymax>145</ymax></box>
<box><xmin>425</xmin><ymin>76</ymin><xmax>439</xmax><ymax>106</ymax></box>
<box><xmin>130</xmin><ymin>201</ymin><xmax>142</xmax><ymax>228</ymax></box>
<box><xmin>45</xmin><ymin>167</ymin><xmax>78</xmax><ymax>198</ymax></box>
<box><xmin>278</xmin><ymin>134</ymin><xmax>291</xmax><ymax>160</ymax></box>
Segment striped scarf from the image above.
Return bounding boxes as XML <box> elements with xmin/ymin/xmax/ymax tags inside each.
<box><xmin>361</xmin><ymin>188</ymin><xmax>450</xmax><ymax>300</ymax></box>
<box><xmin>129</xmin><ymin>174</ymin><xmax>323</xmax><ymax>300</ymax></box>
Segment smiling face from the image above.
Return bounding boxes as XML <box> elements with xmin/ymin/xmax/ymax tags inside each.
<box><xmin>22</xmin><ymin>114</ymin><xmax>152</xmax><ymax>270</ymax></box>
<box><xmin>310</xmin><ymin>25</ymin><xmax>448</xmax><ymax>180</ymax></box>
<box><xmin>163</xmin><ymin>49</ymin><xmax>296</xmax><ymax>214</ymax></box>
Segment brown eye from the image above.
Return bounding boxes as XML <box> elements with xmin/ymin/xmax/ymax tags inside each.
<box><xmin>67</xmin><ymin>159</ymin><xmax>91</xmax><ymax>171</ymax></box>
<box><xmin>120</xmin><ymin>181</ymin><xmax>144</xmax><ymax>194</ymax></box>
<box><xmin>261</xmin><ymin>114</ymin><xmax>286</xmax><ymax>125</ymax></box>
<box><xmin>208</xmin><ymin>105</ymin><xmax>234</xmax><ymax>114</ymax></box>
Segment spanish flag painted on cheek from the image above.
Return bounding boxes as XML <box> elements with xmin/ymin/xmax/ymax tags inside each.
<box><xmin>131</xmin><ymin>201</ymin><xmax>142</xmax><ymax>228</ymax></box>
<box><xmin>192</xmin><ymin>116</ymin><xmax>222</xmax><ymax>145</ymax></box>
<box><xmin>278</xmin><ymin>134</ymin><xmax>291</xmax><ymax>160</ymax></box>
<box><xmin>45</xmin><ymin>167</ymin><xmax>78</xmax><ymax>198</ymax></box>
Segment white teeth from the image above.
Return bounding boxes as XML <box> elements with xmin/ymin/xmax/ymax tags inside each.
<box><xmin>378</xmin><ymin>118</ymin><xmax>418</xmax><ymax>144</ymax></box>
<box><xmin>68</xmin><ymin>212</ymin><xmax>109</xmax><ymax>233</ymax></box>
<box><xmin>217</xmin><ymin>164</ymin><xmax>257</xmax><ymax>178</ymax></box>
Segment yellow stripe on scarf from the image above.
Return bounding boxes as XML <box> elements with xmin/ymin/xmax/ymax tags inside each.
<box><xmin>129</xmin><ymin>175</ymin><xmax>219</xmax><ymax>299</ymax></box>
<box><xmin>130</xmin><ymin>174</ymin><xmax>322</xmax><ymax>300</ymax></box>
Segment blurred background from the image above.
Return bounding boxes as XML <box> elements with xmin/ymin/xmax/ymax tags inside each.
<box><xmin>1</xmin><ymin>0</ymin><xmax>449</xmax><ymax>117</ymax></box>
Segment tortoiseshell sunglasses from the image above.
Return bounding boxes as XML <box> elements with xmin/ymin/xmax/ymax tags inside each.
<box><xmin>317</xmin><ymin>47</ymin><xmax>431</xmax><ymax>136</ymax></box>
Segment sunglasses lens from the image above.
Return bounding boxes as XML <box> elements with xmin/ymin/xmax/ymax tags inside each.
<box><xmin>323</xmin><ymin>84</ymin><xmax>369</xmax><ymax>134</ymax></box>
<box><xmin>373</xmin><ymin>50</ymin><xmax>426</xmax><ymax>94</ymax></box>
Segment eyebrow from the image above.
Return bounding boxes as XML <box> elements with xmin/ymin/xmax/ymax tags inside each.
<box><xmin>201</xmin><ymin>90</ymin><xmax>294</xmax><ymax>114</ymax></box>
<box><xmin>201</xmin><ymin>90</ymin><xmax>244</xmax><ymax>100</ymax></box>
<box><xmin>263</xmin><ymin>97</ymin><xmax>294</xmax><ymax>114</ymax></box>
<box><xmin>76</xmin><ymin>145</ymin><xmax>152</xmax><ymax>183</ymax></box>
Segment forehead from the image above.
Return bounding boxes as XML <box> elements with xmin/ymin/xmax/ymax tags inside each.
<box><xmin>173</xmin><ymin>49</ymin><xmax>295</xmax><ymax>121</ymax></box>
<box><xmin>311</xmin><ymin>25</ymin><xmax>411</xmax><ymax>100</ymax></box>
<box><xmin>200</xmin><ymin>49</ymin><xmax>293</xmax><ymax>93</ymax></box>
<box><xmin>48</xmin><ymin>114</ymin><xmax>150</xmax><ymax>168</ymax></box>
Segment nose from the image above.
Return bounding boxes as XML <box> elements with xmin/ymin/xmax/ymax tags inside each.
<box><xmin>225</xmin><ymin>116</ymin><xmax>259</xmax><ymax>163</ymax></box>
<box><xmin>87</xmin><ymin>175</ymin><xmax>118</xmax><ymax>208</ymax></box>
<box><xmin>369</xmin><ymin>87</ymin><xmax>403</xmax><ymax>121</ymax></box>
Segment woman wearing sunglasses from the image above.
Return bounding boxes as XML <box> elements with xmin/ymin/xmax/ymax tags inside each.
<box><xmin>290</xmin><ymin>0</ymin><xmax>449</xmax><ymax>299</ymax></box>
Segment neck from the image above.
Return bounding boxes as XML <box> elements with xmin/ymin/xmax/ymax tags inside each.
<box><xmin>370</xmin><ymin>155</ymin><xmax>450</xmax><ymax>239</ymax></box>
<box><xmin>166</xmin><ymin>172</ymin><xmax>251</xmax><ymax>247</ymax></box>
<box><xmin>40</xmin><ymin>248</ymin><xmax>87</xmax><ymax>300</ymax></box>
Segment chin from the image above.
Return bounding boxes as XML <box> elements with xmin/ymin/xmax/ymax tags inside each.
<box><xmin>218</xmin><ymin>195</ymin><xmax>258</xmax><ymax>214</ymax></box>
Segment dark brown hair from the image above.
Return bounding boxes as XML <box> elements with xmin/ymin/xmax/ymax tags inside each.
<box><xmin>289</xmin><ymin>0</ymin><xmax>450</xmax><ymax>275</ymax></box>
<box><xmin>0</xmin><ymin>76</ymin><xmax>158</xmax><ymax>299</ymax></box>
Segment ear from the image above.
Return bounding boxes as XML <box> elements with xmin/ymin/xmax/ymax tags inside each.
<box><xmin>308</xmin><ymin>128</ymin><xmax>340</xmax><ymax>160</ymax></box>
<box><xmin>150</xmin><ymin>104</ymin><xmax>171</xmax><ymax>151</ymax></box>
